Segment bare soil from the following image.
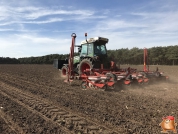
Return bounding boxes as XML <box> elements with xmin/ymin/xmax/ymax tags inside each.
<box><xmin>0</xmin><ymin>64</ymin><xmax>178</xmax><ymax>134</ymax></box>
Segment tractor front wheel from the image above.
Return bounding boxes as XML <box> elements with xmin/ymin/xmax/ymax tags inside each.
<box><xmin>61</xmin><ymin>66</ymin><xmax>68</xmax><ymax>78</ymax></box>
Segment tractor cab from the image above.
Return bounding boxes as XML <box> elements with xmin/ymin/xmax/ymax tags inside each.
<box><xmin>80</xmin><ymin>37</ymin><xmax>108</xmax><ymax>57</ymax></box>
<box><xmin>76</xmin><ymin>37</ymin><xmax>111</xmax><ymax>70</ymax></box>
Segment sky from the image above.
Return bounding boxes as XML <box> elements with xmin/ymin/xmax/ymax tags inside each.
<box><xmin>0</xmin><ymin>0</ymin><xmax>178</xmax><ymax>58</ymax></box>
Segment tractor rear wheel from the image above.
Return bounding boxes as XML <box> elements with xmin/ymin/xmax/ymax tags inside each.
<box><xmin>61</xmin><ymin>66</ymin><xmax>68</xmax><ymax>78</ymax></box>
<box><xmin>78</xmin><ymin>59</ymin><xmax>93</xmax><ymax>75</ymax></box>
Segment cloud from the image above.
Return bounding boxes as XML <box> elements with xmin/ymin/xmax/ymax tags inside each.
<box><xmin>95</xmin><ymin>20</ymin><xmax>147</xmax><ymax>31</ymax></box>
<box><xmin>0</xmin><ymin>34</ymin><xmax>72</xmax><ymax>58</ymax></box>
<box><xmin>93</xmin><ymin>9</ymin><xmax>178</xmax><ymax>34</ymax></box>
<box><xmin>87</xmin><ymin>8</ymin><xmax>178</xmax><ymax>50</ymax></box>
<box><xmin>0</xmin><ymin>28</ymin><xmax>14</xmax><ymax>31</ymax></box>
<box><xmin>22</xmin><ymin>18</ymin><xmax>64</xmax><ymax>24</ymax></box>
<box><xmin>0</xmin><ymin>5</ymin><xmax>95</xmax><ymax>25</ymax></box>
<box><xmin>25</xmin><ymin>9</ymin><xmax>94</xmax><ymax>19</ymax></box>
<box><xmin>129</xmin><ymin>11</ymin><xmax>178</xmax><ymax>35</ymax></box>
<box><xmin>0</xmin><ymin>0</ymin><xmax>178</xmax><ymax>58</ymax></box>
<box><xmin>0</xmin><ymin>3</ymin><xmax>103</xmax><ymax>27</ymax></box>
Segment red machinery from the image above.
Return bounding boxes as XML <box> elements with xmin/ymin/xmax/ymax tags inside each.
<box><xmin>63</xmin><ymin>33</ymin><xmax>117</xmax><ymax>90</ymax></box>
<box><xmin>144</xmin><ymin>47</ymin><xmax>149</xmax><ymax>72</ymax></box>
<box><xmin>56</xmin><ymin>33</ymin><xmax>152</xmax><ymax>90</ymax></box>
<box><xmin>64</xmin><ymin>33</ymin><xmax>76</xmax><ymax>83</ymax></box>
<box><xmin>140</xmin><ymin>48</ymin><xmax>169</xmax><ymax>81</ymax></box>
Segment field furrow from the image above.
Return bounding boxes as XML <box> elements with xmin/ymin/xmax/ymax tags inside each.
<box><xmin>0</xmin><ymin>81</ymin><xmax>121</xmax><ymax>134</ymax></box>
<box><xmin>0</xmin><ymin>64</ymin><xmax>177</xmax><ymax>134</ymax></box>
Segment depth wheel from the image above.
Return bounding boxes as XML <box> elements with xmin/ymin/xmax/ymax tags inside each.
<box><xmin>124</xmin><ymin>79</ymin><xmax>131</xmax><ymax>86</ymax></box>
<box><xmin>137</xmin><ymin>78</ymin><xmax>143</xmax><ymax>85</ymax></box>
<box><xmin>110</xmin><ymin>84</ymin><xmax>115</xmax><ymax>89</ymax></box>
<box><xmin>143</xmin><ymin>77</ymin><xmax>149</xmax><ymax>84</ymax></box>
<box><xmin>81</xmin><ymin>81</ymin><xmax>87</xmax><ymax>89</ymax></box>
<box><xmin>144</xmin><ymin>80</ymin><xmax>149</xmax><ymax>85</ymax></box>
<box><xmin>101</xmin><ymin>85</ymin><xmax>107</xmax><ymax>91</ymax></box>
<box><xmin>106</xmin><ymin>73</ymin><xmax>117</xmax><ymax>83</ymax></box>
<box><xmin>155</xmin><ymin>72</ymin><xmax>161</xmax><ymax>77</ymax></box>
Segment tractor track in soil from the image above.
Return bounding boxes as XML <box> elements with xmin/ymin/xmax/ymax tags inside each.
<box><xmin>0</xmin><ymin>72</ymin><xmax>123</xmax><ymax>133</ymax></box>
<box><xmin>0</xmin><ymin>71</ymin><xmax>131</xmax><ymax>132</ymax></box>
<box><xmin>0</xmin><ymin>89</ymin><xmax>68</xmax><ymax>134</ymax></box>
<box><xmin>0</xmin><ymin>80</ymin><xmax>120</xmax><ymax>134</ymax></box>
<box><xmin>0</xmin><ymin>65</ymin><xmax>178</xmax><ymax>134</ymax></box>
<box><xmin>0</xmin><ymin>109</ymin><xmax>21</xmax><ymax>134</ymax></box>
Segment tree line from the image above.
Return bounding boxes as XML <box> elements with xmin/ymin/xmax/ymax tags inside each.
<box><xmin>18</xmin><ymin>54</ymin><xmax>69</xmax><ymax>64</ymax></box>
<box><xmin>107</xmin><ymin>45</ymin><xmax>178</xmax><ymax>65</ymax></box>
<box><xmin>0</xmin><ymin>57</ymin><xmax>19</xmax><ymax>64</ymax></box>
<box><xmin>0</xmin><ymin>45</ymin><xmax>178</xmax><ymax>65</ymax></box>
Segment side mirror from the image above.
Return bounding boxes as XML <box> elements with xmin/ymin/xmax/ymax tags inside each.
<box><xmin>78</xmin><ymin>47</ymin><xmax>81</xmax><ymax>53</ymax></box>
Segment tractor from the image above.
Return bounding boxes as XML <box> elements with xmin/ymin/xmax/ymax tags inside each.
<box><xmin>53</xmin><ymin>33</ymin><xmax>149</xmax><ymax>90</ymax></box>
<box><xmin>55</xmin><ymin>33</ymin><xmax>115</xmax><ymax>77</ymax></box>
<box><xmin>53</xmin><ymin>33</ymin><xmax>168</xmax><ymax>90</ymax></box>
<box><xmin>53</xmin><ymin>33</ymin><xmax>134</xmax><ymax>90</ymax></box>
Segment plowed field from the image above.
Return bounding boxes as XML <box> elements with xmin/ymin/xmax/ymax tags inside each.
<box><xmin>0</xmin><ymin>64</ymin><xmax>177</xmax><ymax>134</ymax></box>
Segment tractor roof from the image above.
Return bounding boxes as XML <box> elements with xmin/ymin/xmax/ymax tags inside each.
<box><xmin>81</xmin><ymin>37</ymin><xmax>109</xmax><ymax>45</ymax></box>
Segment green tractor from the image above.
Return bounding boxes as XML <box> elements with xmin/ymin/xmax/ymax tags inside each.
<box><xmin>53</xmin><ymin>34</ymin><xmax>113</xmax><ymax>78</ymax></box>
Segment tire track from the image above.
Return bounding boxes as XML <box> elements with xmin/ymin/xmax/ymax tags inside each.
<box><xmin>0</xmin><ymin>72</ymin><xmax>118</xmax><ymax>104</ymax></box>
<box><xmin>0</xmin><ymin>89</ymin><xmax>71</xmax><ymax>134</ymax></box>
<box><xmin>0</xmin><ymin>71</ymin><xmax>124</xmax><ymax>132</ymax></box>
<box><xmin>0</xmin><ymin>110</ymin><xmax>21</xmax><ymax>134</ymax></box>
<box><xmin>0</xmin><ymin>81</ymin><xmax>121</xmax><ymax>134</ymax></box>
<box><xmin>1</xmin><ymin>65</ymin><xmax>177</xmax><ymax>133</ymax></box>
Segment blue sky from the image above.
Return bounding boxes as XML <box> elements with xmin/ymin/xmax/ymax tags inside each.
<box><xmin>0</xmin><ymin>0</ymin><xmax>178</xmax><ymax>58</ymax></box>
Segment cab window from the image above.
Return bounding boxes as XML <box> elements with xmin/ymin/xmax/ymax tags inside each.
<box><xmin>88</xmin><ymin>43</ymin><xmax>93</xmax><ymax>56</ymax></box>
<box><xmin>100</xmin><ymin>45</ymin><xmax>106</xmax><ymax>54</ymax></box>
<box><xmin>80</xmin><ymin>43</ymin><xmax>93</xmax><ymax>56</ymax></box>
<box><xmin>94</xmin><ymin>44</ymin><xmax>106</xmax><ymax>55</ymax></box>
<box><xmin>81</xmin><ymin>44</ymin><xmax>87</xmax><ymax>55</ymax></box>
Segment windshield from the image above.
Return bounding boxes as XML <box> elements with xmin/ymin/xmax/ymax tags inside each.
<box><xmin>80</xmin><ymin>43</ymin><xmax>93</xmax><ymax>56</ymax></box>
<box><xmin>81</xmin><ymin>44</ymin><xmax>87</xmax><ymax>55</ymax></box>
<box><xmin>94</xmin><ymin>44</ymin><xmax>107</xmax><ymax>55</ymax></box>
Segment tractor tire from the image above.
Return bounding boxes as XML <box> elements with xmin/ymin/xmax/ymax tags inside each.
<box><xmin>140</xmin><ymin>72</ymin><xmax>147</xmax><ymax>78</ymax></box>
<box><xmin>111</xmin><ymin>73</ymin><xmax>118</xmax><ymax>83</ymax></box>
<box><xmin>155</xmin><ymin>72</ymin><xmax>161</xmax><ymax>77</ymax></box>
<box><xmin>78</xmin><ymin>58</ymin><xmax>93</xmax><ymax>75</ymax></box>
<box><xmin>60</xmin><ymin>66</ymin><xmax>68</xmax><ymax>78</ymax></box>
<box><xmin>144</xmin><ymin>79</ymin><xmax>149</xmax><ymax>85</ymax></box>
<box><xmin>81</xmin><ymin>81</ymin><xmax>87</xmax><ymax>89</ymax></box>
<box><xmin>109</xmin><ymin>84</ymin><xmax>115</xmax><ymax>90</ymax></box>
<box><xmin>101</xmin><ymin>85</ymin><xmax>107</xmax><ymax>91</ymax></box>
<box><xmin>106</xmin><ymin>73</ymin><xmax>117</xmax><ymax>83</ymax></box>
